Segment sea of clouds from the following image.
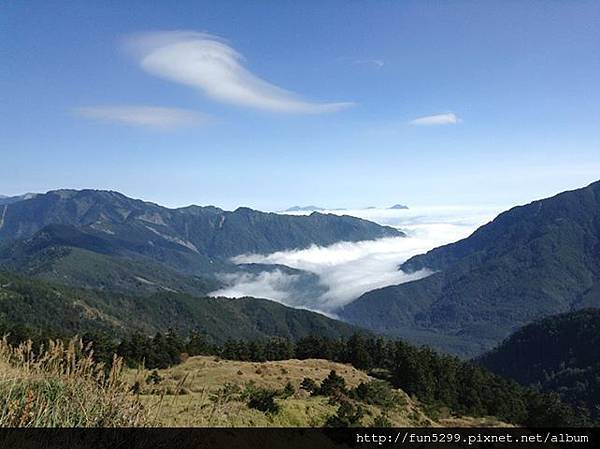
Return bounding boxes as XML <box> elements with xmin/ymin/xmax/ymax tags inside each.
<box><xmin>209</xmin><ymin>205</ymin><xmax>504</xmax><ymax>314</ymax></box>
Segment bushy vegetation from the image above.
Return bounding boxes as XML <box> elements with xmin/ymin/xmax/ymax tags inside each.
<box><xmin>208</xmin><ymin>381</ymin><xmax>299</xmax><ymax>417</ymax></box>
<box><xmin>212</xmin><ymin>334</ymin><xmax>583</xmax><ymax>426</ymax></box>
<box><xmin>242</xmin><ymin>384</ymin><xmax>282</xmax><ymax>414</ymax></box>
<box><xmin>325</xmin><ymin>399</ymin><xmax>365</xmax><ymax>427</ymax></box>
<box><xmin>351</xmin><ymin>379</ymin><xmax>404</xmax><ymax>409</ymax></box>
<box><xmin>300</xmin><ymin>377</ymin><xmax>318</xmax><ymax>394</ymax></box>
<box><xmin>297</xmin><ymin>371</ymin><xmax>402</xmax><ymax>427</ymax></box>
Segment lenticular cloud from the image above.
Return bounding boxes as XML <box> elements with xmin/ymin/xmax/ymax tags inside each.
<box><xmin>125</xmin><ymin>31</ymin><xmax>353</xmax><ymax>113</ymax></box>
<box><xmin>210</xmin><ymin>206</ymin><xmax>503</xmax><ymax>314</ymax></box>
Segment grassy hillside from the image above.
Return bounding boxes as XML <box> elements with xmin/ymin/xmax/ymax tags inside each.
<box><xmin>0</xmin><ymin>335</ymin><xmax>511</xmax><ymax>428</ymax></box>
<box><xmin>478</xmin><ymin>309</ymin><xmax>600</xmax><ymax>422</ymax></box>
<box><xmin>127</xmin><ymin>355</ymin><xmax>506</xmax><ymax>427</ymax></box>
<box><xmin>340</xmin><ymin>180</ymin><xmax>600</xmax><ymax>357</ymax></box>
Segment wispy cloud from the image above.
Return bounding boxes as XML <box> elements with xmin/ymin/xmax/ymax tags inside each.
<box><xmin>124</xmin><ymin>31</ymin><xmax>354</xmax><ymax>114</ymax></box>
<box><xmin>353</xmin><ymin>59</ymin><xmax>385</xmax><ymax>69</ymax></box>
<box><xmin>73</xmin><ymin>105</ymin><xmax>210</xmax><ymax>129</ymax></box>
<box><xmin>409</xmin><ymin>112</ymin><xmax>461</xmax><ymax>126</ymax></box>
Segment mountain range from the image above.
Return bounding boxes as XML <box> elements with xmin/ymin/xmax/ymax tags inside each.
<box><xmin>282</xmin><ymin>204</ymin><xmax>409</xmax><ymax>212</ymax></box>
<box><xmin>3</xmin><ymin>181</ymin><xmax>600</xmax><ymax>364</ymax></box>
<box><xmin>282</xmin><ymin>205</ymin><xmax>327</xmax><ymax>212</ymax></box>
<box><xmin>0</xmin><ymin>190</ymin><xmax>402</xmax><ymax>256</ymax></box>
<box><xmin>0</xmin><ymin>189</ymin><xmax>402</xmax><ymax>294</ymax></box>
<box><xmin>339</xmin><ymin>180</ymin><xmax>600</xmax><ymax>357</ymax></box>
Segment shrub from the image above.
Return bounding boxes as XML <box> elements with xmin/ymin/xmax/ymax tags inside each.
<box><xmin>130</xmin><ymin>381</ymin><xmax>142</xmax><ymax>395</ymax></box>
<box><xmin>210</xmin><ymin>383</ymin><xmax>242</xmax><ymax>404</ymax></box>
<box><xmin>145</xmin><ymin>369</ymin><xmax>163</xmax><ymax>385</ymax></box>
<box><xmin>351</xmin><ymin>380</ymin><xmax>403</xmax><ymax>409</ymax></box>
<box><xmin>242</xmin><ymin>384</ymin><xmax>280</xmax><ymax>415</ymax></box>
<box><xmin>319</xmin><ymin>370</ymin><xmax>347</xmax><ymax>399</ymax></box>
<box><xmin>325</xmin><ymin>399</ymin><xmax>364</xmax><ymax>427</ymax></box>
<box><xmin>372</xmin><ymin>414</ymin><xmax>392</xmax><ymax>427</ymax></box>
<box><xmin>300</xmin><ymin>377</ymin><xmax>318</xmax><ymax>394</ymax></box>
<box><xmin>280</xmin><ymin>382</ymin><xmax>295</xmax><ymax>399</ymax></box>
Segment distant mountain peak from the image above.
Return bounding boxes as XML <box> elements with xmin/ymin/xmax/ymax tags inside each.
<box><xmin>0</xmin><ymin>192</ymin><xmax>40</xmax><ymax>205</ymax></box>
<box><xmin>233</xmin><ymin>206</ymin><xmax>258</xmax><ymax>214</ymax></box>
<box><xmin>389</xmin><ymin>204</ymin><xmax>409</xmax><ymax>210</ymax></box>
<box><xmin>283</xmin><ymin>205</ymin><xmax>326</xmax><ymax>212</ymax></box>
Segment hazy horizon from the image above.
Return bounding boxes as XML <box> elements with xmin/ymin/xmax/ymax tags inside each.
<box><xmin>0</xmin><ymin>182</ymin><xmax>590</xmax><ymax>214</ymax></box>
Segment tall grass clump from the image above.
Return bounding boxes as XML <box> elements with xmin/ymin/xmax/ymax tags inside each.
<box><xmin>0</xmin><ymin>337</ymin><xmax>148</xmax><ymax>427</ymax></box>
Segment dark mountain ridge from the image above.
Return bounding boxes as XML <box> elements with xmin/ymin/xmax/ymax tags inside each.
<box><xmin>0</xmin><ymin>189</ymin><xmax>402</xmax><ymax>257</ymax></box>
<box><xmin>0</xmin><ymin>271</ymin><xmax>361</xmax><ymax>344</ymax></box>
<box><xmin>339</xmin><ymin>180</ymin><xmax>600</xmax><ymax>357</ymax></box>
<box><xmin>478</xmin><ymin>309</ymin><xmax>600</xmax><ymax>421</ymax></box>
<box><xmin>0</xmin><ymin>189</ymin><xmax>402</xmax><ymax>294</ymax></box>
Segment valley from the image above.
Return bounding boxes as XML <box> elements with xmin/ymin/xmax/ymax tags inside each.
<box><xmin>4</xmin><ymin>0</ymin><xmax>599</xmax><ymax>436</ymax></box>
<box><xmin>0</xmin><ymin>181</ymin><xmax>599</xmax><ymax>427</ymax></box>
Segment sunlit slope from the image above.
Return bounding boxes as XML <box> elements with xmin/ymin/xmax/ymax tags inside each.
<box><xmin>128</xmin><ymin>356</ymin><xmax>508</xmax><ymax>427</ymax></box>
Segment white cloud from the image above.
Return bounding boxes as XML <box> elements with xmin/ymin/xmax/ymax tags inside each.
<box><xmin>409</xmin><ymin>112</ymin><xmax>461</xmax><ymax>126</ymax></box>
<box><xmin>212</xmin><ymin>271</ymin><xmax>301</xmax><ymax>304</ymax></box>
<box><xmin>228</xmin><ymin>237</ymin><xmax>433</xmax><ymax>312</ymax></box>
<box><xmin>353</xmin><ymin>59</ymin><xmax>385</xmax><ymax>68</ymax></box>
<box><xmin>124</xmin><ymin>31</ymin><xmax>354</xmax><ymax>114</ymax></box>
<box><xmin>209</xmin><ymin>206</ymin><xmax>503</xmax><ymax>313</ymax></box>
<box><xmin>74</xmin><ymin>105</ymin><xmax>210</xmax><ymax>129</ymax></box>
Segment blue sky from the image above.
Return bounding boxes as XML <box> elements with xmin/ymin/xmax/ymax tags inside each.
<box><xmin>1</xmin><ymin>1</ymin><xmax>599</xmax><ymax>210</ymax></box>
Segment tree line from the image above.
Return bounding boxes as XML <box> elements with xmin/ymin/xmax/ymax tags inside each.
<box><xmin>0</xmin><ymin>323</ymin><xmax>586</xmax><ymax>427</ymax></box>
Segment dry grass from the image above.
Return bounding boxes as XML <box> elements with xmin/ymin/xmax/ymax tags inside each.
<box><xmin>0</xmin><ymin>343</ymin><xmax>509</xmax><ymax>428</ymax></box>
<box><xmin>127</xmin><ymin>356</ymin><xmax>442</xmax><ymax>427</ymax></box>
<box><xmin>0</xmin><ymin>337</ymin><xmax>148</xmax><ymax>427</ymax></box>
<box><xmin>133</xmin><ymin>356</ymin><xmax>373</xmax><ymax>392</ymax></box>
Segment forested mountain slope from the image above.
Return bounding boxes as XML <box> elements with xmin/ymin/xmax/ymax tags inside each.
<box><xmin>0</xmin><ymin>272</ymin><xmax>360</xmax><ymax>343</ymax></box>
<box><xmin>0</xmin><ymin>189</ymin><xmax>401</xmax><ymax>294</ymax></box>
<box><xmin>340</xmin><ymin>180</ymin><xmax>600</xmax><ymax>357</ymax></box>
<box><xmin>0</xmin><ymin>189</ymin><xmax>402</xmax><ymax>257</ymax></box>
<box><xmin>478</xmin><ymin>309</ymin><xmax>600</xmax><ymax>421</ymax></box>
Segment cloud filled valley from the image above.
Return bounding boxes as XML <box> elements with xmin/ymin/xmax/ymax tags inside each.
<box><xmin>209</xmin><ymin>205</ymin><xmax>503</xmax><ymax>314</ymax></box>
